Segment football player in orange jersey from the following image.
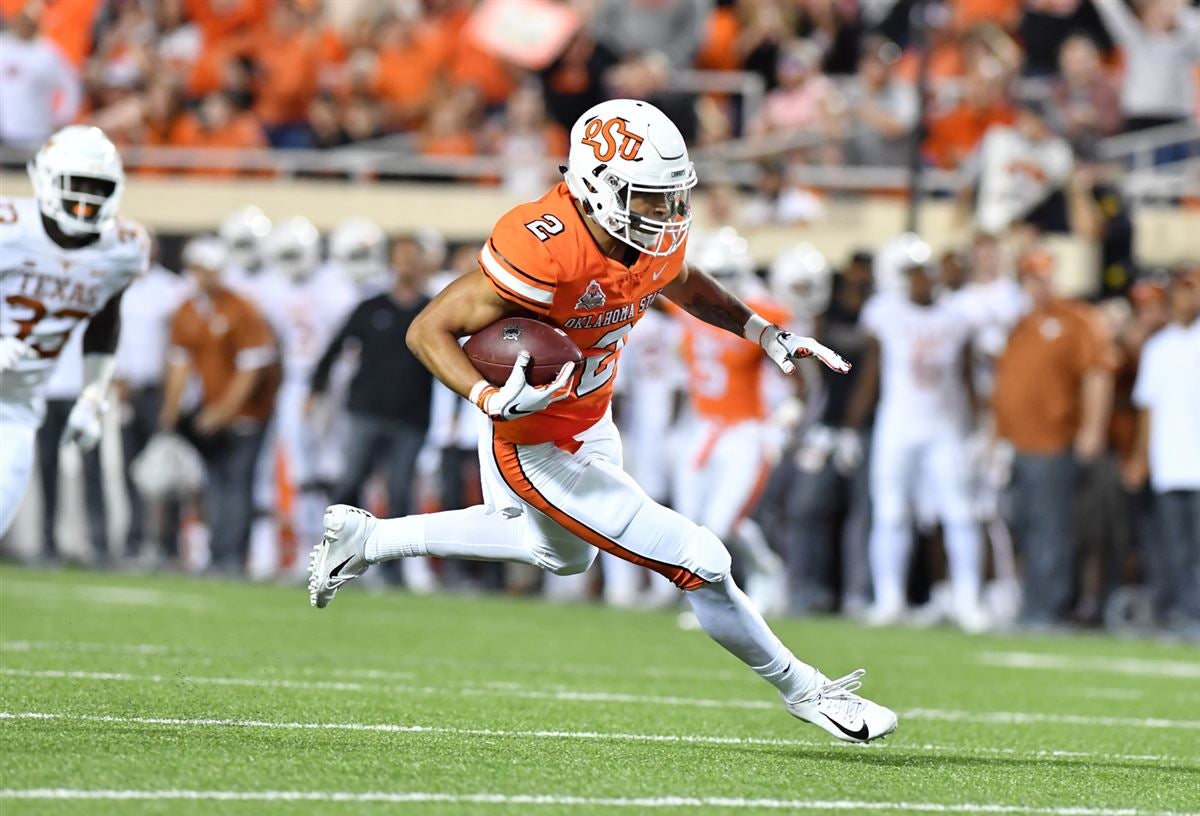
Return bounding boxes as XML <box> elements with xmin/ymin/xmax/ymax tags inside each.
<box><xmin>308</xmin><ymin>99</ymin><xmax>897</xmax><ymax>743</ymax></box>
<box><xmin>671</xmin><ymin>227</ymin><xmax>790</xmax><ymax>617</ymax></box>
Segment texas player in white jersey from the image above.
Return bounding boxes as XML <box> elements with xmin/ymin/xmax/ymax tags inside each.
<box><xmin>860</xmin><ymin>236</ymin><xmax>987</xmax><ymax>632</ymax></box>
<box><xmin>0</xmin><ymin>125</ymin><xmax>149</xmax><ymax>537</ymax></box>
<box><xmin>670</xmin><ymin>227</ymin><xmax>789</xmax><ymax>616</ymax></box>
<box><xmin>220</xmin><ymin>205</ymin><xmax>274</xmax><ymax>308</ymax></box>
<box><xmin>256</xmin><ymin>216</ymin><xmax>358</xmax><ymax>570</ymax></box>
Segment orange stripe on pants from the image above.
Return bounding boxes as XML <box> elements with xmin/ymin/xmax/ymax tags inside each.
<box><xmin>491</xmin><ymin>436</ymin><xmax>707</xmax><ymax>591</ymax></box>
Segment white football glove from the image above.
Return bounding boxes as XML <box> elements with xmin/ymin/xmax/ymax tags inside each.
<box><xmin>470</xmin><ymin>351</ymin><xmax>576</xmax><ymax>421</ymax></box>
<box><xmin>0</xmin><ymin>336</ymin><xmax>34</xmax><ymax>373</ymax></box>
<box><xmin>747</xmin><ymin>317</ymin><xmax>850</xmax><ymax>375</ymax></box>
<box><xmin>61</xmin><ymin>387</ymin><xmax>108</xmax><ymax>452</ymax></box>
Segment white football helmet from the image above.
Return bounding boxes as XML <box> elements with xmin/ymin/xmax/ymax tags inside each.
<box><xmin>219</xmin><ymin>206</ymin><xmax>272</xmax><ymax>271</ymax></box>
<box><xmin>28</xmin><ymin>125</ymin><xmax>126</xmax><ymax>236</ymax></box>
<box><xmin>267</xmin><ymin>216</ymin><xmax>321</xmax><ymax>282</ymax></box>
<box><xmin>874</xmin><ymin>232</ymin><xmax>933</xmax><ymax>297</ymax></box>
<box><xmin>769</xmin><ymin>244</ymin><xmax>832</xmax><ymax>320</ymax></box>
<box><xmin>563</xmin><ymin>98</ymin><xmax>697</xmax><ymax>257</ymax></box>
<box><xmin>182</xmin><ymin>235</ymin><xmax>229</xmax><ymax>272</ymax></box>
<box><xmin>330</xmin><ymin>217</ymin><xmax>387</xmax><ymax>285</ymax></box>
<box><xmin>687</xmin><ymin>227</ymin><xmax>753</xmax><ymax>293</ymax></box>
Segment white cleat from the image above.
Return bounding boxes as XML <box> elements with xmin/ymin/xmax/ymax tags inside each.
<box><xmin>862</xmin><ymin>601</ymin><xmax>906</xmax><ymax>628</ymax></box>
<box><xmin>783</xmin><ymin>669</ymin><xmax>898</xmax><ymax>743</ymax></box>
<box><xmin>308</xmin><ymin>504</ymin><xmax>374</xmax><ymax>609</ymax></box>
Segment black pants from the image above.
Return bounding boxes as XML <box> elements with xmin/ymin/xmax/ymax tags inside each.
<box><xmin>1156</xmin><ymin>490</ymin><xmax>1200</xmax><ymax>624</ymax></box>
<box><xmin>193</xmin><ymin>423</ymin><xmax>266</xmax><ymax>574</ymax></box>
<box><xmin>781</xmin><ymin>433</ymin><xmax>872</xmax><ymax>614</ymax></box>
<box><xmin>1009</xmin><ymin>450</ymin><xmax>1076</xmax><ymax>624</ymax></box>
<box><xmin>333</xmin><ymin>415</ymin><xmax>427</xmax><ymax>516</ymax></box>
<box><xmin>37</xmin><ymin>399</ymin><xmax>106</xmax><ymax>562</ymax></box>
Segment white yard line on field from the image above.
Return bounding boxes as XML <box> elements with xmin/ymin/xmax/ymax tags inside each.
<box><xmin>0</xmin><ymin>581</ymin><xmax>214</xmax><ymax>610</ymax></box>
<box><xmin>1</xmin><ymin>712</ymin><xmax>1197</xmax><ymax>767</ymax></box>
<box><xmin>0</xmin><ymin>639</ymin><xmax>739</xmax><ymax>682</ymax></box>
<box><xmin>1</xmin><ymin>641</ymin><xmax>172</xmax><ymax>655</ymax></box>
<box><xmin>1076</xmin><ymin>688</ymin><xmax>1145</xmax><ymax>701</ymax></box>
<box><xmin>0</xmin><ymin>788</ymin><xmax>1194</xmax><ymax>815</ymax></box>
<box><xmin>5</xmin><ymin>667</ymin><xmax>1200</xmax><ymax>731</ymax></box>
<box><xmin>0</xmin><ymin>668</ymin><xmax>367</xmax><ymax>692</ymax></box>
<box><xmin>979</xmin><ymin>652</ymin><xmax>1200</xmax><ymax>680</ymax></box>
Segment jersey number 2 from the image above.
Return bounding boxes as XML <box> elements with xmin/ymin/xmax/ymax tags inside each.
<box><xmin>576</xmin><ymin>323</ymin><xmax>634</xmax><ymax>397</ymax></box>
<box><xmin>524</xmin><ymin>214</ymin><xmax>565</xmax><ymax>242</ymax></box>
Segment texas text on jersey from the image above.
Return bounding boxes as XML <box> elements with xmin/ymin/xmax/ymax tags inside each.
<box><xmin>477</xmin><ymin>182</ymin><xmax>687</xmax><ymax>445</ymax></box>
<box><xmin>0</xmin><ymin>195</ymin><xmax>149</xmax><ymax>406</ymax></box>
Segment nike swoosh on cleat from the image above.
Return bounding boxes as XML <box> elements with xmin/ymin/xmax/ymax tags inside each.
<box><xmin>823</xmin><ymin>714</ymin><xmax>870</xmax><ymax>741</ymax></box>
<box><xmin>328</xmin><ymin>555</ymin><xmax>354</xmax><ymax>579</ymax></box>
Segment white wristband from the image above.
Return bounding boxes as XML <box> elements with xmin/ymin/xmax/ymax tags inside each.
<box><xmin>468</xmin><ymin>379</ymin><xmax>493</xmax><ymax>409</ymax></box>
<box><xmin>743</xmin><ymin>314</ymin><xmax>772</xmax><ymax>346</ymax></box>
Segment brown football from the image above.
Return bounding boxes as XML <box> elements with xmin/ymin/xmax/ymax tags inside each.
<box><xmin>463</xmin><ymin>317</ymin><xmax>583</xmax><ymax>387</ymax></box>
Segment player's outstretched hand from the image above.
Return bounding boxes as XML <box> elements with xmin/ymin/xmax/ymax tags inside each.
<box><xmin>759</xmin><ymin>325</ymin><xmax>851</xmax><ymax>375</ymax></box>
<box><xmin>61</xmin><ymin>389</ymin><xmax>107</xmax><ymax>452</ymax></box>
<box><xmin>0</xmin><ymin>336</ymin><xmax>34</xmax><ymax>373</ymax></box>
<box><xmin>471</xmin><ymin>351</ymin><xmax>576</xmax><ymax>421</ymax></box>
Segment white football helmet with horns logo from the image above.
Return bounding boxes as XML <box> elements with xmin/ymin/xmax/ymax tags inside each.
<box><xmin>267</xmin><ymin>216</ymin><xmax>321</xmax><ymax>283</ymax></box>
<box><xmin>330</xmin><ymin>217</ymin><xmax>387</xmax><ymax>285</ymax></box>
<box><xmin>27</xmin><ymin>125</ymin><xmax>126</xmax><ymax>236</ymax></box>
<box><xmin>562</xmin><ymin>99</ymin><xmax>697</xmax><ymax>258</ymax></box>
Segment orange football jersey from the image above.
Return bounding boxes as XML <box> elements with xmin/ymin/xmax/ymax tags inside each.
<box><xmin>478</xmin><ymin>182</ymin><xmax>687</xmax><ymax>445</ymax></box>
<box><xmin>676</xmin><ymin>296</ymin><xmax>790</xmax><ymax>423</ymax></box>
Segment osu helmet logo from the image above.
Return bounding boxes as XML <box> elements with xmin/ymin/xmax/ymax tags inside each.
<box><xmin>581</xmin><ymin>118</ymin><xmax>644</xmax><ymax>162</ymax></box>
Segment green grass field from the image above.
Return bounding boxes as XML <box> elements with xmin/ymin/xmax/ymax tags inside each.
<box><xmin>0</xmin><ymin>565</ymin><xmax>1197</xmax><ymax>815</ymax></box>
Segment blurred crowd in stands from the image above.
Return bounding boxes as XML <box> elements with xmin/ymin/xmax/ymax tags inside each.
<box><xmin>2</xmin><ymin>0</ymin><xmax>1198</xmax><ymax>183</ymax></box>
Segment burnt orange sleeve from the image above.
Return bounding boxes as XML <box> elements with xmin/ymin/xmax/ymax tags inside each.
<box><xmin>229</xmin><ymin>300</ymin><xmax>272</xmax><ymax>350</ymax></box>
<box><xmin>168</xmin><ymin>306</ymin><xmax>197</xmax><ymax>354</ymax></box>
<box><xmin>477</xmin><ymin>214</ymin><xmax>561</xmax><ymax>317</ymax></box>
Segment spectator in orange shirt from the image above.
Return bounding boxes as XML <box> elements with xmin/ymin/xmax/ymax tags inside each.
<box><xmin>172</xmin><ymin>92</ymin><xmax>267</xmax><ymax>175</ymax></box>
<box><xmin>140</xmin><ymin>79</ymin><xmax>186</xmax><ymax>147</ymax></box>
<box><xmin>419</xmin><ymin>93</ymin><xmax>478</xmax><ymax>159</ymax></box>
<box><xmin>371</xmin><ymin>12</ymin><xmax>444</xmax><ymax>131</ymax></box>
<box><xmin>252</xmin><ymin>1</ymin><xmax>318</xmax><ymax>148</ymax></box>
<box><xmin>924</xmin><ymin>64</ymin><xmax>1016</xmax><ymax>169</ymax></box>
<box><xmin>184</xmin><ymin>0</ymin><xmax>271</xmax><ymax>46</ymax></box>
<box><xmin>696</xmin><ymin>1</ymin><xmax>741</xmax><ymax>71</ymax></box>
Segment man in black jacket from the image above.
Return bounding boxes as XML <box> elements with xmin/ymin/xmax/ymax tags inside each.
<box><xmin>310</xmin><ymin>237</ymin><xmax>435</xmax><ymax>540</ymax></box>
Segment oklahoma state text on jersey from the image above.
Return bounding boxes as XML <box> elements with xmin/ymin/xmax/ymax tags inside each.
<box><xmin>674</xmin><ymin>295</ymin><xmax>790</xmax><ymax>424</ymax></box>
<box><xmin>478</xmin><ymin>183</ymin><xmax>687</xmax><ymax>445</ymax></box>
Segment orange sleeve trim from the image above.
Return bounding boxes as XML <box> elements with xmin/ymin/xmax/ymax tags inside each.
<box><xmin>491</xmin><ymin>435</ymin><xmax>707</xmax><ymax>591</ymax></box>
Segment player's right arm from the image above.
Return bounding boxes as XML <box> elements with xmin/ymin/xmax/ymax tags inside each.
<box><xmin>406</xmin><ymin>268</ymin><xmax>575</xmax><ymax>420</ymax></box>
<box><xmin>407</xmin><ymin>268</ymin><xmax>526</xmax><ymax>400</ymax></box>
